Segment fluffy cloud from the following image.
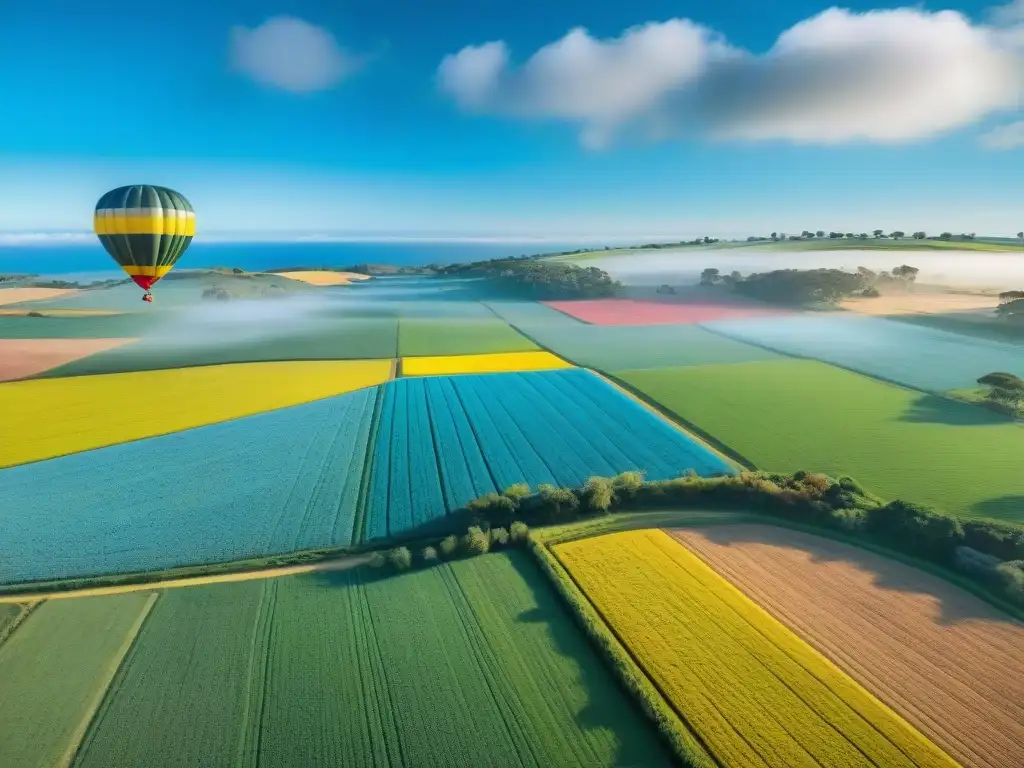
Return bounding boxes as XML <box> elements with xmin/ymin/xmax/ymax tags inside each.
<box><xmin>980</xmin><ymin>120</ymin><xmax>1024</xmax><ymax>148</ymax></box>
<box><xmin>437</xmin><ymin>7</ymin><xmax>1024</xmax><ymax>146</ymax></box>
<box><xmin>230</xmin><ymin>16</ymin><xmax>358</xmax><ymax>93</ymax></box>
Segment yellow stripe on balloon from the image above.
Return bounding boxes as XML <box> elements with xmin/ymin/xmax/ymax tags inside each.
<box><xmin>94</xmin><ymin>215</ymin><xmax>197</xmax><ymax>236</ymax></box>
<box><xmin>120</xmin><ymin>264</ymin><xmax>176</xmax><ymax>278</ymax></box>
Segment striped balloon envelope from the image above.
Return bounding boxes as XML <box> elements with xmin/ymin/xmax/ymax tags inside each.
<box><xmin>93</xmin><ymin>185</ymin><xmax>195</xmax><ymax>298</ymax></box>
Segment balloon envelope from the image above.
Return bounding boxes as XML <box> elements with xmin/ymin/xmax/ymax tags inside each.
<box><xmin>94</xmin><ymin>185</ymin><xmax>195</xmax><ymax>290</ymax></box>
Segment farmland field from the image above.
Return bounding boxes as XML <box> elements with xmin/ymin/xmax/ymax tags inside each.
<box><xmin>545</xmin><ymin>298</ymin><xmax>791</xmax><ymax>325</ymax></box>
<box><xmin>0</xmin><ymin>313</ymin><xmax>166</xmax><ymax>338</ymax></box>
<box><xmin>71</xmin><ymin>552</ymin><xmax>670</xmax><ymax>767</ymax></box>
<box><xmin>673</xmin><ymin>524</ymin><xmax>1024</xmax><ymax>768</ymax></box>
<box><xmin>622</xmin><ymin>360</ymin><xmax>1024</xmax><ymax>521</ymax></box>
<box><xmin>484</xmin><ymin>299</ymin><xmax>587</xmax><ymax>327</ymax></box>
<box><xmin>398</xmin><ymin>317</ymin><xmax>539</xmax><ymax>356</ymax></box>
<box><xmin>555</xmin><ymin>529</ymin><xmax>956</xmax><ymax>768</ymax></box>
<box><xmin>704</xmin><ymin>313</ymin><xmax>1024</xmax><ymax>392</ymax></box>
<box><xmin>514</xmin><ymin>323</ymin><xmax>781</xmax><ymax>372</ymax></box>
<box><xmin>841</xmin><ymin>292</ymin><xmax>1001</xmax><ymax>316</ymax></box>
<box><xmin>400</xmin><ymin>350</ymin><xmax>573</xmax><ymax>376</ymax></box>
<box><xmin>0</xmin><ymin>387</ymin><xmax>378</xmax><ymax>583</ymax></box>
<box><xmin>0</xmin><ymin>593</ymin><xmax>155</xmax><ymax>768</ymax></box>
<box><xmin>1</xmin><ymin>359</ymin><xmax>390</xmax><ymax>467</ymax></box>
<box><xmin>43</xmin><ymin>316</ymin><xmax>400</xmax><ymax>375</ymax></box>
<box><xmin>0</xmin><ymin>338</ymin><xmax>136</xmax><ymax>381</ymax></box>
<box><xmin>365</xmin><ymin>369</ymin><xmax>734</xmax><ymax>539</ymax></box>
<box><xmin>0</xmin><ymin>287</ymin><xmax>79</xmax><ymax>305</ymax></box>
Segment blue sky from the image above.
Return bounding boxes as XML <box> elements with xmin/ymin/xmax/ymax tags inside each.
<box><xmin>1</xmin><ymin>0</ymin><xmax>1023</xmax><ymax>240</ymax></box>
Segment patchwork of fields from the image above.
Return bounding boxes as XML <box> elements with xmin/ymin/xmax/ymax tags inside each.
<box><xmin>705</xmin><ymin>313</ymin><xmax>1024</xmax><ymax>392</ymax></box>
<box><xmin>0</xmin><ymin>388</ymin><xmax>379</xmax><ymax>583</ymax></box>
<box><xmin>674</xmin><ymin>524</ymin><xmax>1024</xmax><ymax>768</ymax></box>
<box><xmin>8</xmin><ymin>552</ymin><xmax>669</xmax><ymax>768</ymax></box>
<box><xmin>365</xmin><ymin>369</ymin><xmax>734</xmax><ymax>540</ymax></box>
<box><xmin>1</xmin><ymin>359</ymin><xmax>391</xmax><ymax>467</ymax></box>
<box><xmin>555</xmin><ymin>529</ymin><xmax>956</xmax><ymax>768</ymax></box>
<box><xmin>622</xmin><ymin>360</ymin><xmax>1024</xmax><ymax>521</ymax></box>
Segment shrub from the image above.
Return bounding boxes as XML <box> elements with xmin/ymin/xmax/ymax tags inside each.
<box><xmin>421</xmin><ymin>545</ymin><xmax>439</xmax><ymax>564</ymax></box>
<box><xmin>387</xmin><ymin>546</ymin><xmax>413</xmax><ymax>571</ymax></box>
<box><xmin>537</xmin><ymin>484</ymin><xmax>581</xmax><ymax>521</ymax></box>
<box><xmin>865</xmin><ymin>500</ymin><xmax>964</xmax><ymax>563</ymax></box>
<box><xmin>954</xmin><ymin>546</ymin><xmax>1000</xmax><ymax>577</ymax></box>
<box><xmin>962</xmin><ymin>519</ymin><xmax>1024</xmax><ymax>562</ymax></box>
<box><xmin>462</xmin><ymin>526</ymin><xmax>491</xmax><ymax>557</ymax></box>
<box><xmin>438</xmin><ymin>535</ymin><xmax>459</xmax><ymax>559</ymax></box>
<box><xmin>503</xmin><ymin>483</ymin><xmax>531</xmax><ymax>501</ymax></box>
<box><xmin>490</xmin><ymin>527</ymin><xmax>510</xmax><ymax>547</ymax></box>
<box><xmin>582</xmin><ymin>476</ymin><xmax>615</xmax><ymax>514</ymax></box>
<box><xmin>509</xmin><ymin>521</ymin><xmax>529</xmax><ymax>544</ymax></box>
<box><xmin>367</xmin><ymin>551</ymin><xmax>387</xmax><ymax>569</ymax></box>
<box><xmin>611</xmin><ymin>471</ymin><xmax>645</xmax><ymax>500</ymax></box>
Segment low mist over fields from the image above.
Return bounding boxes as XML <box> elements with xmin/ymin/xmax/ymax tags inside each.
<box><xmin>578</xmin><ymin>248</ymin><xmax>1024</xmax><ymax>290</ymax></box>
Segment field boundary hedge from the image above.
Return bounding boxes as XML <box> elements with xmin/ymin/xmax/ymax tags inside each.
<box><xmin>528</xmin><ymin>538</ymin><xmax>717</xmax><ymax>768</ymax></box>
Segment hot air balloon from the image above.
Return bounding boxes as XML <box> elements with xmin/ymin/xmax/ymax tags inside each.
<box><xmin>93</xmin><ymin>185</ymin><xmax>195</xmax><ymax>302</ymax></box>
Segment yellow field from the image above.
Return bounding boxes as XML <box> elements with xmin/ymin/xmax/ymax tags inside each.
<box><xmin>400</xmin><ymin>350</ymin><xmax>573</xmax><ymax>376</ymax></box>
<box><xmin>0</xmin><ymin>359</ymin><xmax>391</xmax><ymax>468</ymax></box>
<box><xmin>555</xmin><ymin>530</ymin><xmax>956</xmax><ymax>768</ymax></box>
<box><xmin>0</xmin><ymin>287</ymin><xmax>79</xmax><ymax>306</ymax></box>
<box><xmin>274</xmin><ymin>270</ymin><xmax>372</xmax><ymax>285</ymax></box>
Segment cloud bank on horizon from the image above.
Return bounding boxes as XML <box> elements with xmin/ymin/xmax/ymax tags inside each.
<box><xmin>437</xmin><ymin>5</ymin><xmax>1024</xmax><ymax>149</ymax></box>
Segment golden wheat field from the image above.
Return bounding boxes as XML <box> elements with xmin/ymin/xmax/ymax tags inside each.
<box><xmin>555</xmin><ymin>529</ymin><xmax>956</xmax><ymax>768</ymax></box>
<box><xmin>274</xmin><ymin>271</ymin><xmax>372</xmax><ymax>285</ymax></box>
<box><xmin>673</xmin><ymin>525</ymin><xmax>1024</xmax><ymax>768</ymax></box>
<box><xmin>400</xmin><ymin>350</ymin><xmax>573</xmax><ymax>376</ymax></box>
<box><xmin>0</xmin><ymin>338</ymin><xmax>137</xmax><ymax>382</ymax></box>
<box><xmin>0</xmin><ymin>287</ymin><xmax>80</xmax><ymax>306</ymax></box>
<box><xmin>0</xmin><ymin>359</ymin><xmax>391</xmax><ymax>468</ymax></box>
<box><xmin>840</xmin><ymin>292</ymin><xmax>1000</xmax><ymax>316</ymax></box>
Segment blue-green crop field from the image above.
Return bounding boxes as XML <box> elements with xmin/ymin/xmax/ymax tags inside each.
<box><xmin>704</xmin><ymin>313</ymin><xmax>1024</xmax><ymax>393</ymax></box>
<box><xmin>365</xmin><ymin>368</ymin><xmax>734</xmax><ymax>540</ymax></box>
<box><xmin>0</xmin><ymin>388</ymin><xmax>378</xmax><ymax>584</ymax></box>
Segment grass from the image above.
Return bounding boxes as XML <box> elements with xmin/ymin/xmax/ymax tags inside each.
<box><xmin>43</xmin><ymin>317</ymin><xmax>401</xmax><ymax>375</ymax></box>
<box><xmin>400</xmin><ymin>350</ymin><xmax>573</xmax><ymax>376</ymax></box>
<box><xmin>555</xmin><ymin>529</ymin><xmax>957</xmax><ymax>768</ymax></box>
<box><xmin>522</xmin><ymin>323</ymin><xmax>782</xmax><ymax>373</ymax></box>
<box><xmin>71</xmin><ymin>552</ymin><xmax>671</xmax><ymax>767</ymax></box>
<box><xmin>0</xmin><ymin>593</ymin><xmax>156</xmax><ymax>768</ymax></box>
<box><xmin>621</xmin><ymin>360</ymin><xmax>1024</xmax><ymax>521</ymax></box>
<box><xmin>0</xmin><ymin>313</ymin><xmax>166</xmax><ymax>339</ymax></box>
<box><xmin>0</xmin><ymin>359</ymin><xmax>390</xmax><ymax>467</ymax></box>
<box><xmin>704</xmin><ymin>313</ymin><xmax>1024</xmax><ymax>393</ymax></box>
<box><xmin>398</xmin><ymin>317</ymin><xmax>539</xmax><ymax>356</ymax></box>
<box><xmin>0</xmin><ymin>388</ymin><xmax>379</xmax><ymax>584</ymax></box>
<box><xmin>365</xmin><ymin>370</ymin><xmax>734</xmax><ymax>540</ymax></box>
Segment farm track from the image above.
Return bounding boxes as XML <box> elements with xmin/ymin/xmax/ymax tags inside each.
<box><xmin>673</xmin><ymin>525</ymin><xmax>1024</xmax><ymax>768</ymax></box>
<box><xmin>0</xmin><ymin>554</ymin><xmax>370</xmax><ymax>604</ymax></box>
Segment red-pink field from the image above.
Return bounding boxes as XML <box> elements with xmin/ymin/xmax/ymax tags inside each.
<box><xmin>544</xmin><ymin>299</ymin><xmax>792</xmax><ymax>326</ymax></box>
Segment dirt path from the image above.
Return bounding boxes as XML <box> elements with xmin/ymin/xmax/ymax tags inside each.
<box><xmin>671</xmin><ymin>524</ymin><xmax>1024</xmax><ymax>768</ymax></box>
<box><xmin>0</xmin><ymin>554</ymin><xmax>372</xmax><ymax>604</ymax></box>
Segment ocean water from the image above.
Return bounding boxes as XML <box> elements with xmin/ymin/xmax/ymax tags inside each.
<box><xmin>0</xmin><ymin>241</ymin><xmax>597</xmax><ymax>278</ymax></box>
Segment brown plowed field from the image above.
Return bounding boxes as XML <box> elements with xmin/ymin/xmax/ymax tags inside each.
<box><xmin>0</xmin><ymin>338</ymin><xmax>135</xmax><ymax>381</ymax></box>
<box><xmin>671</xmin><ymin>525</ymin><xmax>1024</xmax><ymax>768</ymax></box>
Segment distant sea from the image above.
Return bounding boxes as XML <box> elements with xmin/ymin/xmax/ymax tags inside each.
<box><xmin>0</xmin><ymin>241</ymin><xmax>603</xmax><ymax>280</ymax></box>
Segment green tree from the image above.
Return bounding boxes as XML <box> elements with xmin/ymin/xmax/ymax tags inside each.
<box><xmin>873</xmin><ymin>229</ymin><xmax>884</xmax><ymax>238</ymax></box>
<box><xmin>462</xmin><ymin>526</ymin><xmax>491</xmax><ymax>556</ymax></box>
<box><xmin>387</xmin><ymin>546</ymin><xmax>413</xmax><ymax>571</ymax></box>
<box><xmin>439</xmin><ymin>534</ymin><xmax>459</xmax><ymax>559</ymax></box>
<box><xmin>699</xmin><ymin>268</ymin><xmax>721</xmax><ymax>286</ymax></box>
<box><xmin>890</xmin><ymin>231</ymin><xmax>905</xmax><ymax>239</ymax></box>
<box><xmin>421</xmin><ymin>546</ymin><xmax>439</xmax><ymax>564</ymax></box>
<box><xmin>815</xmin><ymin>230</ymin><xmax>825</xmax><ymax>239</ymax></box>
<box><xmin>940</xmin><ymin>232</ymin><xmax>953</xmax><ymax>240</ymax></box>
<box><xmin>509</xmin><ymin>521</ymin><xmax>530</xmax><ymax>543</ymax></box>
<box><xmin>977</xmin><ymin>372</ymin><xmax>1024</xmax><ymax>405</ymax></box>
<box><xmin>913</xmin><ymin>231</ymin><xmax>926</xmax><ymax>239</ymax></box>
<box><xmin>891</xmin><ymin>265</ymin><xmax>919</xmax><ymax>283</ymax></box>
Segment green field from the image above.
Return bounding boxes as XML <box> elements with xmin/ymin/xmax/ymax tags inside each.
<box><xmin>40</xmin><ymin>317</ymin><xmax>400</xmax><ymax>376</ymax></box>
<box><xmin>0</xmin><ymin>593</ymin><xmax>155</xmax><ymax>768</ymax></box>
<box><xmin>72</xmin><ymin>552</ymin><xmax>668</xmax><ymax>767</ymax></box>
<box><xmin>621</xmin><ymin>360</ymin><xmax>1024</xmax><ymax>522</ymax></box>
<box><xmin>398</xmin><ymin>317</ymin><xmax>539</xmax><ymax>356</ymax></box>
<box><xmin>0</xmin><ymin>314</ymin><xmax>167</xmax><ymax>339</ymax></box>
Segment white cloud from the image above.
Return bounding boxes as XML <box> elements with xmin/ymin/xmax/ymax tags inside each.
<box><xmin>988</xmin><ymin>0</ymin><xmax>1024</xmax><ymax>25</ymax></box>
<box><xmin>437</xmin><ymin>7</ymin><xmax>1024</xmax><ymax>146</ymax></box>
<box><xmin>980</xmin><ymin>119</ymin><xmax>1024</xmax><ymax>148</ymax></box>
<box><xmin>230</xmin><ymin>16</ymin><xmax>358</xmax><ymax>93</ymax></box>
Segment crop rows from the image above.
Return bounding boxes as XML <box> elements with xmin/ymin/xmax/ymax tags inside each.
<box><xmin>68</xmin><ymin>553</ymin><xmax>668</xmax><ymax>767</ymax></box>
<box><xmin>1</xmin><ymin>359</ymin><xmax>390</xmax><ymax>468</ymax></box>
<box><xmin>366</xmin><ymin>369</ymin><xmax>734</xmax><ymax>540</ymax></box>
<box><xmin>555</xmin><ymin>529</ymin><xmax>957</xmax><ymax>768</ymax></box>
<box><xmin>674</xmin><ymin>524</ymin><xmax>1024</xmax><ymax>768</ymax></box>
<box><xmin>0</xmin><ymin>387</ymin><xmax>378</xmax><ymax>584</ymax></box>
<box><xmin>622</xmin><ymin>360</ymin><xmax>1024</xmax><ymax>521</ymax></box>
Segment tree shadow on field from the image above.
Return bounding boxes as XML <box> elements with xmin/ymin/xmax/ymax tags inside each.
<box><xmin>509</xmin><ymin>551</ymin><xmax>675</xmax><ymax>767</ymax></box>
<box><xmin>899</xmin><ymin>394</ymin><xmax>1009</xmax><ymax>426</ymax></box>
<box><xmin>683</xmin><ymin>523</ymin><xmax>1024</xmax><ymax>628</ymax></box>
<box><xmin>971</xmin><ymin>496</ymin><xmax>1024</xmax><ymax>524</ymax></box>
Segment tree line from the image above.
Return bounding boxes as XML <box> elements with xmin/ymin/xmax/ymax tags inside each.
<box><xmin>699</xmin><ymin>264</ymin><xmax>920</xmax><ymax>305</ymax></box>
<box><xmin>748</xmin><ymin>231</ymin><xmax>982</xmax><ymax>242</ymax></box>
<box><xmin>438</xmin><ymin>259</ymin><xmax>622</xmax><ymax>299</ymax></box>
